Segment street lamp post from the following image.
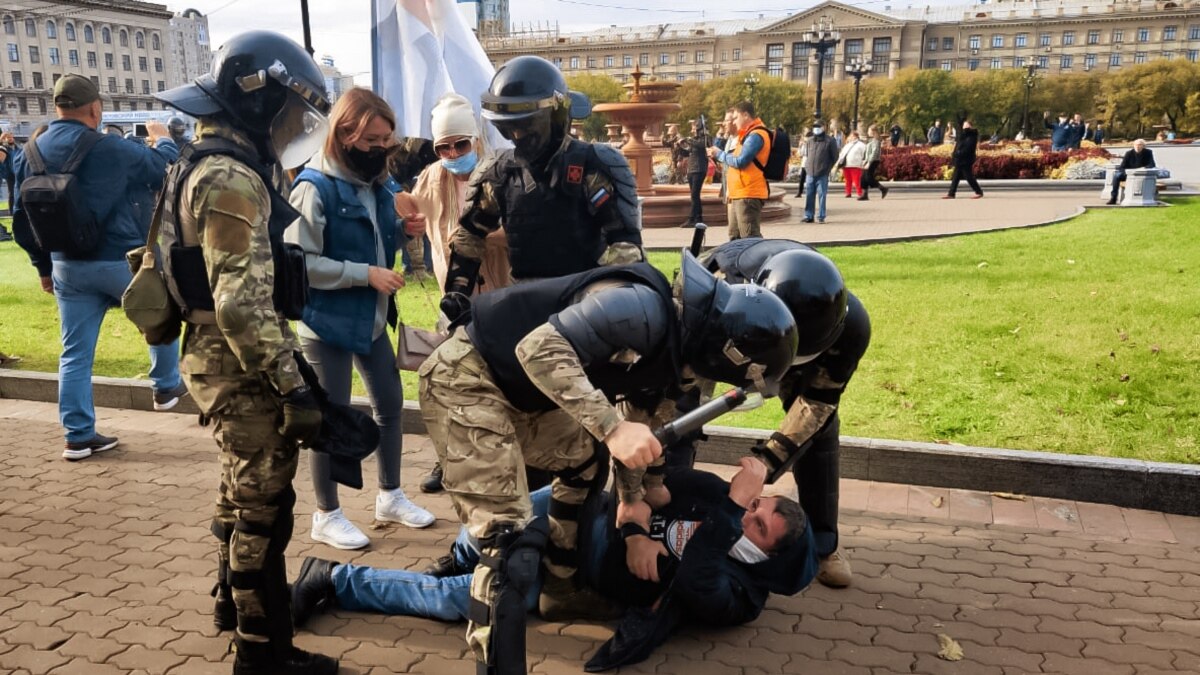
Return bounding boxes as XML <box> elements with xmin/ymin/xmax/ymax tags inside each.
<box><xmin>801</xmin><ymin>16</ymin><xmax>842</xmax><ymax>122</ymax></box>
<box><xmin>743</xmin><ymin>71</ymin><xmax>761</xmax><ymax>108</ymax></box>
<box><xmin>845</xmin><ymin>57</ymin><xmax>873</xmax><ymax>132</ymax></box>
<box><xmin>1021</xmin><ymin>63</ymin><xmax>1039</xmax><ymax>139</ymax></box>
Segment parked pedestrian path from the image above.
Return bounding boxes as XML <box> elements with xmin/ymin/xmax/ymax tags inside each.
<box><xmin>2</xmin><ymin>400</ymin><xmax>1198</xmax><ymax>674</ymax></box>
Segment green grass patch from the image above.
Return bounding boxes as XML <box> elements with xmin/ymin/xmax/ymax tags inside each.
<box><xmin>2</xmin><ymin>199</ymin><xmax>1197</xmax><ymax>463</ymax></box>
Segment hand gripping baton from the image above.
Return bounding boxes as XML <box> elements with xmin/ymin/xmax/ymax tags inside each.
<box><xmin>653</xmin><ymin>387</ymin><xmax>747</xmax><ymax>446</ymax></box>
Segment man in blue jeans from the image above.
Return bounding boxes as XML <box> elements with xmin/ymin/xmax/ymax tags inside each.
<box><xmin>802</xmin><ymin>122</ymin><xmax>839</xmax><ymax>224</ymax></box>
<box><xmin>12</xmin><ymin>75</ymin><xmax>185</xmax><ymax>460</ymax></box>
<box><xmin>292</xmin><ymin>461</ymin><xmax>817</xmax><ymax>645</ymax></box>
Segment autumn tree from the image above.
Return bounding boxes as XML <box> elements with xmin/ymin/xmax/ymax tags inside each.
<box><xmin>566</xmin><ymin>73</ymin><xmax>627</xmax><ymax>140</ymax></box>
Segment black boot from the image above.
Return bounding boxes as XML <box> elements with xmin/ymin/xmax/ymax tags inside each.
<box><xmin>423</xmin><ymin>552</ymin><xmax>472</xmax><ymax>578</ymax></box>
<box><xmin>213</xmin><ymin>555</ymin><xmax>236</xmax><ymax>631</ymax></box>
<box><xmin>232</xmin><ymin>636</ymin><xmax>339</xmax><ymax>675</ymax></box>
<box><xmin>420</xmin><ymin>463</ymin><xmax>444</xmax><ymax>494</ymax></box>
<box><xmin>291</xmin><ymin>557</ymin><xmax>336</xmax><ymax>629</ymax></box>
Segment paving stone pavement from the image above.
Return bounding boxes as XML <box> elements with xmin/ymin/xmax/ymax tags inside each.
<box><xmin>2</xmin><ymin>400</ymin><xmax>1200</xmax><ymax>675</ymax></box>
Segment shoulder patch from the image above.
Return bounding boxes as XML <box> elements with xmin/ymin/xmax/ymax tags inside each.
<box><xmin>567</xmin><ymin>164</ymin><xmax>584</xmax><ymax>184</ymax></box>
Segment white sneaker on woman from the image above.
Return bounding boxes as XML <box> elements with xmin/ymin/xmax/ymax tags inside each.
<box><xmin>310</xmin><ymin>508</ymin><xmax>369</xmax><ymax>550</ymax></box>
<box><xmin>376</xmin><ymin>489</ymin><xmax>435</xmax><ymax>529</ymax></box>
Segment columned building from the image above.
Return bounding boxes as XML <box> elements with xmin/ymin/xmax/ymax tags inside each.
<box><xmin>481</xmin><ymin>0</ymin><xmax>1200</xmax><ymax>85</ymax></box>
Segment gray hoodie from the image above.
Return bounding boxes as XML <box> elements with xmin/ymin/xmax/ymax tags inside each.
<box><xmin>804</xmin><ymin>134</ymin><xmax>839</xmax><ymax>178</ymax></box>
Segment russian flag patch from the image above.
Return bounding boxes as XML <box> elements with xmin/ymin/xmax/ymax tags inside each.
<box><xmin>590</xmin><ymin>188</ymin><xmax>611</xmax><ymax>207</ymax></box>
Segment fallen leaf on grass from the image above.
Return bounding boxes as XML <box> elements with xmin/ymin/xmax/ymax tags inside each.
<box><xmin>931</xmin><ymin>496</ymin><xmax>944</xmax><ymax>508</ymax></box>
<box><xmin>1150</xmin><ymin>344</ymin><xmax>1161</xmax><ymax>354</ymax></box>
<box><xmin>976</xmin><ymin>261</ymin><xmax>988</xmax><ymax>269</ymax></box>
<box><xmin>1114</xmin><ymin>398</ymin><xmax>1127</xmax><ymax>406</ymax></box>
<box><xmin>936</xmin><ymin>634</ymin><xmax>964</xmax><ymax>661</ymax></box>
<box><xmin>1119</xmin><ymin>374</ymin><xmax>1130</xmax><ymax>382</ymax></box>
<box><xmin>991</xmin><ymin>491</ymin><xmax>1027</xmax><ymax>501</ymax></box>
<box><xmin>1009</xmin><ymin>326</ymin><xmax>1021</xmax><ymax>335</ymax></box>
<box><xmin>1118</xmin><ymin>330</ymin><xmax>1129</xmax><ymax>341</ymax></box>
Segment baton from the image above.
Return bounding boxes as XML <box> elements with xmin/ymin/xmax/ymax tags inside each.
<box><xmin>654</xmin><ymin>387</ymin><xmax>747</xmax><ymax>446</ymax></box>
<box><xmin>688</xmin><ymin>222</ymin><xmax>707</xmax><ymax>256</ymax></box>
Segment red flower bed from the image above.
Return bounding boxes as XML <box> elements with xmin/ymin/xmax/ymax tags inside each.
<box><xmin>878</xmin><ymin>144</ymin><xmax>1109</xmax><ymax>181</ymax></box>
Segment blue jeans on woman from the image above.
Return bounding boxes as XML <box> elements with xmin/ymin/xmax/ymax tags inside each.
<box><xmin>331</xmin><ymin>487</ymin><xmax>610</xmax><ymax>620</ymax></box>
<box><xmin>52</xmin><ymin>259</ymin><xmax>181</xmax><ymax>443</ymax></box>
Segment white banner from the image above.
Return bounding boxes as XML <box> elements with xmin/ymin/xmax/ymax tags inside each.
<box><xmin>371</xmin><ymin>0</ymin><xmax>507</xmax><ymax>149</ymax></box>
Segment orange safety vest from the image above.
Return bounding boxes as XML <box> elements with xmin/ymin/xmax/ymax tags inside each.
<box><xmin>726</xmin><ymin>120</ymin><xmax>771</xmax><ymax>200</ymax></box>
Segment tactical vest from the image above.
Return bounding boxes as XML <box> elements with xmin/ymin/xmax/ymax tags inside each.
<box><xmin>466</xmin><ymin>263</ymin><xmax>680</xmax><ymax>413</ymax></box>
<box><xmin>158</xmin><ymin>137</ymin><xmax>307</xmax><ymax>324</ymax></box>
<box><xmin>500</xmin><ymin>139</ymin><xmax>605</xmax><ymax>280</ymax></box>
<box><xmin>703</xmin><ymin>238</ymin><xmax>811</xmax><ymax>284</ymax></box>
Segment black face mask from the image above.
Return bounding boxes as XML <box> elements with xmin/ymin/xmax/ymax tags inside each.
<box><xmin>344</xmin><ymin>146</ymin><xmax>388</xmax><ymax>181</ymax></box>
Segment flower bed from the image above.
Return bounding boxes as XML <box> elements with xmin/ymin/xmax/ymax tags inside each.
<box><xmin>879</xmin><ymin>142</ymin><xmax>1111</xmax><ymax>181</ymax></box>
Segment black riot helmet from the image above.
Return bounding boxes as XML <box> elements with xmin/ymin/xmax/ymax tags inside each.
<box><xmin>167</xmin><ymin>116</ymin><xmax>188</xmax><ymax>143</ymax></box>
<box><xmin>676</xmin><ymin>250</ymin><xmax>798</xmax><ymax>395</ymax></box>
<box><xmin>481</xmin><ymin>55</ymin><xmax>573</xmax><ymax>164</ymax></box>
<box><xmin>755</xmin><ymin>248</ymin><xmax>848</xmax><ymax>361</ymax></box>
<box><xmin>155</xmin><ymin>30</ymin><xmax>331</xmax><ymax>168</ymax></box>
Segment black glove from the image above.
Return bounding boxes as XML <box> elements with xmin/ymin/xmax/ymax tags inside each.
<box><xmin>278</xmin><ymin>386</ymin><xmax>322</xmax><ymax>445</ymax></box>
<box><xmin>439</xmin><ymin>291</ymin><xmax>472</xmax><ymax>324</ymax></box>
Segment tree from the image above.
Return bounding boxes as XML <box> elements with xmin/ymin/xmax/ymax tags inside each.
<box><xmin>1098</xmin><ymin>60</ymin><xmax>1200</xmax><ymax>136</ymax></box>
<box><xmin>566</xmin><ymin>73</ymin><xmax>627</xmax><ymax>140</ymax></box>
<box><xmin>886</xmin><ymin>68</ymin><xmax>963</xmax><ymax>141</ymax></box>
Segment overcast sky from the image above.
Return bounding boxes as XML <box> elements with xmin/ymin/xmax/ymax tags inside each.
<box><xmin>170</xmin><ymin>0</ymin><xmax>934</xmax><ymax>84</ymax></box>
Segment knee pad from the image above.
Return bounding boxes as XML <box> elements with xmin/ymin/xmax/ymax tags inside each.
<box><xmin>471</xmin><ymin>517</ymin><xmax>549</xmax><ymax>674</ymax></box>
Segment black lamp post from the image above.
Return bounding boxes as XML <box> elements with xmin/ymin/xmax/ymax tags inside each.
<box><xmin>1021</xmin><ymin>63</ymin><xmax>1039</xmax><ymax>139</ymax></box>
<box><xmin>845</xmin><ymin>56</ymin><xmax>873</xmax><ymax>132</ymax></box>
<box><xmin>743</xmin><ymin>71</ymin><xmax>761</xmax><ymax>108</ymax></box>
<box><xmin>801</xmin><ymin>16</ymin><xmax>842</xmax><ymax>122</ymax></box>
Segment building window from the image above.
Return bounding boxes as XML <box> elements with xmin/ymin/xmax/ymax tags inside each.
<box><xmin>122</xmin><ymin>54</ymin><xmax>131</xmax><ymax>70</ymax></box>
<box><xmin>871</xmin><ymin>37</ymin><xmax>891</xmax><ymax>70</ymax></box>
<box><xmin>1190</xmin><ymin>26</ymin><xmax>1200</xmax><ymax>40</ymax></box>
<box><xmin>586</xmin><ymin>56</ymin><xmax>595</xmax><ymax>68</ymax></box>
<box><xmin>604</xmin><ymin>55</ymin><xmax>613</xmax><ymax>67</ymax></box>
<box><xmin>1163</xmin><ymin>51</ymin><xmax>1174</xmax><ymax>60</ymax></box>
<box><xmin>17</xmin><ymin>96</ymin><xmax>27</xmax><ymax>114</ymax></box>
<box><xmin>125</xmin><ymin>77</ymin><xmax>133</xmax><ymax>93</ymax></box>
<box><xmin>1015</xmin><ymin>33</ymin><xmax>1028</xmax><ymax>47</ymax></box>
<box><xmin>65</xmin><ymin>22</ymin><xmax>75</xmax><ymax>41</ymax></box>
<box><xmin>1084</xmin><ymin>53</ymin><xmax>1096</xmax><ymax>69</ymax></box>
<box><xmin>791</xmin><ymin>63</ymin><xmax>808</xmax><ymax>79</ymax></box>
<box><xmin>32</xmin><ymin>72</ymin><xmax>42</xmax><ymax>88</ymax></box>
<box><xmin>991</xmin><ymin>57</ymin><xmax>1002</xmax><ymax>69</ymax></box>
<box><xmin>678</xmin><ymin>50</ymin><xmax>687</xmax><ymax>64</ymax></box>
<box><xmin>52</xmin><ymin>73</ymin><xmax>61</xmax><ymax>85</ymax></box>
<box><xmin>1164</xmin><ymin>26</ymin><xmax>1177</xmax><ymax>41</ymax></box>
<box><xmin>38</xmin><ymin>97</ymin><xmax>47</xmax><ymax>114</ymax></box>
<box><xmin>151</xmin><ymin>33</ymin><xmax>160</xmax><ymax>50</ymax></box>
<box><xmin>732</xmin><ymin>48</ymin><xmax>741</xmax><ymax>61</ymax></box>
<box><xmin>119</xmin><ymin>29</ymin><xmax>128</xmax><ymax>47</ymax></box>
<box><xmin>968</xmin><ymin>59</ymin><xmax>979</xmax><ymax>71</ymax></box>
<box><xmin>569</xmin><ymin>56</ymin><xmax>579</xmax><ymax>69</ymax></box>
<box><xmin>623</xmin><ymin>54</ymin><xmax>631</xmax><ymax>67</ymax></box>
<box><xmin>676</xmin><ymin>74</ymin><xmax>686</xmax><ymax>82</ymax></box>
<box><xmin>6</xmin><ymin>43</ymin><xmax>17</xmax><ymax>62</ymax></box>
<box><xmin>766</xmin><ymin>63</ymin><xmax>782</xmax><ymax>78</ymax></box>
<box><xmin>89</xmin><ymin>75</ymin><xmax>98</xmax><ymax>88</ymax></box>
<box><xmin>844</xmin><ymin>38</ymin><xmax>863</xmax><ymax>56</ymax></box>
<box><xmin>102</xmin><ymin>27</ymin><xmax>111</xmax><ymax>44</ymax></box>
<box><xmin>47</xmin><ymin>20</ymin><xmax>57</xmax><ymax>39</ymax></box>
<box><xmin>84</xmin><ymin>25</ymin><xmax>94</xmax><ymax>43</ymax></box>
<box><xmin>941</xmin><ymin>60</ymin><xmax>953</xmax><ymax>71</ymax></box>
<box><xmin>105</xmin><ymin>53</ymin><xmax>113</xmax><ymax>68</ymax></box>
<box><xmin>992</xmin><ymin>34</ymin><xmax>1004</xmax><ymax>48</ymax></box>
<box><xmin>2</xmin><ymin>16</ymin><xmax>13</xmax><ymax>35</ymax></box>
<box><xmin>1039</xmin><ymin>33</ymin><xmax>1051</xmax><ymax>47</ymax></box>
<box><xmin>25</xmin><ymin>18</ymin><xmax>36</xmax><ymax>37</ymax></box>
<box><xmin>1061</xmin><ymin>54</ymin><xmax>1073</xmax><ymax>69</ymax></box>
<box><xmin>10</xmin><ymin>71</ymin><xmax>21</xmax><ymax>87</ymax></box>
<box><xmin>942</xmin><ymin>37</ymin><xmax>954</xmax><ymax>51</ymax></box>
<box><xmin>696</xmin><ymin>73</ymin><xmax>704</xmax><ymax>82</ymax></box>
<box><xmin>1137</xmin><ymin>28</ymin><xmax>1149</xmax><ymax>42</ymax></box>
<box><xmin>1088</xmin><ymin>30</ymin><xmax>1100</xmax><ymax>45</ymax></box>
<box><xmin>87</xmin><ymin>51</ymin><xmax>96</xmax><ymax>67</ymax></box>
<box><xmin>924</xmin><ymin>59</ymin><xmax>936</xmax><ymax>69</ymax></box>
<box><xmin>639</xmin><ymin>52</ymin><xmax>648</xmax><ymax>66</ymax></box>
<box><xmin>1109</xmin><ymin>53</ymin><xmax>1121</xmax><ymax>66</ymax></box>
<box><xmin>1037</xmin><ymin>55</ymin><xmax>1049</xmax><ymax>69</ymax></box>
<box><xmin>1015</xmin><ymin>56</ymin><xmax>1026</xmax><ymax>67</ymax></box>
<box><xmin>29</xmin><ymin>46</ymin><xmax>39</xmax><ymax>64</ymax></box>
<box><xmin>659</xmin><ymin>52</ymin><xmax>669</xmax><ymax>65</ymax></box>
<box><xmin>142</xmin><ymin>79</ymin><xmax>150</xmax><ymax>94</ymax></box>
<box><xmin>135</xmin><ymin>31</ymin><xmax>145</xmax><ymax>49</ymax></box>
<box><xmin>968</xmin><ymin>35</ymin><xmax>980</xmax><ymax>50</ymax></box>
<box><xmin>1134</xmin><ymin>52</ymin><xmax>1147</xmax><ymax>63</ymax></box>
<box><xmin>49</xmin><ymin>47</ymin><xmax>60</xmax><ymax>65</ymax></box>
<box><xmin>696</xmin><ymin>50</ymin><xmax>705</xmax><ymax>63</ymax></box>
<box><xmin>111</xmin><ymin>100</ymin><xmax>120</xmax><ymax>111</ymax></box>
<box><xmin>154</xmin><ymin>57</ymin><xmax>162</xmax><ymax>72</ymax></box>
<box><xmin>927</xmin><ymin>37</ymin><xmax>938</xmax><ymax>51</ymax></box>
<box><xmin>767</xmin><ymin>42</ymin><xmax>784</xmax><ymax>59</ymax></box>
<box><xmin>157</xmin><ymin>79</ymin><xmax>165</xmax><ymax>91</ymax></box>
<box><xmin>68</xmin><ymin>49</ymin><xmax>78</xmax><ymax>66</ymax></box>
<box><xmin>130</xmin><ymin>101</ymin><xmax>138</xmax><ymax>111</ymax></box>
<box><xmin>1112</xmin><ymin>30</ymin><xmax>1123</xmax><ymax>43</ymax></box>
<box><xmin>1063</xmin><ymin>31</ymin><xmax>1075</xmax><ymax>46</ymax></box>
<box><xmin>1189</xmin><ymin>50</ymin><xmax>1199</xmax><ymax>62</ymax></box>
<box><xmin>720</xmin><ymin>50</ymin><xmax>728</xmax><ymax>61</ymax></box>
<box><xmin>107</xmin><ymin>76</ymin><xmax>116</xmax><ymax>92</ymax></box>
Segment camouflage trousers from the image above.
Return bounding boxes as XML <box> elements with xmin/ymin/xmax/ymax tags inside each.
<box><xmin>187</xmin><ymin>370</ymin><xmax>300</xmax><ymax>643</ymax></box>
<box><xmin>418</xmin><ymin>330</ymin><xmax>598</xmax><ymax>662</ymax></box>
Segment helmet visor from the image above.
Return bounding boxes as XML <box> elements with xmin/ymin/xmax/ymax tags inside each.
<box><xmin>490</xmin><ymin>110</ymin><xmax>552</xmax><ymax>162</ymax></box>
<box><xmin>270</xmin><ymin>93</ymin><xmax>329</xmax><ymax>169</ymax></box>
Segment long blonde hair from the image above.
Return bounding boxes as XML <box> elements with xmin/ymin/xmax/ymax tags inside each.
<box><xmin>324</xmin><ymin>87</ymin><xmax>396</xmax><ymax>180</ymax></box>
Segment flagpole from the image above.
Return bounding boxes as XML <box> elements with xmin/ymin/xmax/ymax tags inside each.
<box><xmin>300</xmin><ymin>0</ymin><xmax>314</xmax><ymax>56</ymax></box>
<box><xmin>370</xmin><ymin>0</ymin><xmax>379</xmax><ymax>93</ymax></box>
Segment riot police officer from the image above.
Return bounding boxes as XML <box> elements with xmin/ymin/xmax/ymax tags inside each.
<box><xmin>698</xmin><ymin>238</ymin><xmax>871</xmax><ymax>589</ymax></box>
<box><xmin>419</xmin><ymin>250</ymin><xmax>797</xmax><ymax>675</ymax></box>
<box><xmin>167</xmin><ymin>115</ymin><xmax>190</xmax><ymax>146</ymax></box>
<box><xmin>155</xmin><ymin>31</ymin><xmax>337</xmax><ymax>675</ymax></box>
<box><xmin>440</xmin><ymin>55</ymin><xmax>643</xmax><ymax>320</ymax></box>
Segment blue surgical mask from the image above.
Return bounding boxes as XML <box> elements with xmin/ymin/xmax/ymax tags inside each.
<box><xmin>442</xmin><ymin>150</ymin><xmax>478</xmax><ymax>176</ymax></box>
<box><xmin>729</xmin><ymin>536</ymin><xmax>770</xmax><ymax>564</ymax></box>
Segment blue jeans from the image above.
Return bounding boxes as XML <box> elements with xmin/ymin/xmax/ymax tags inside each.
<box><xmin>332</xmin><ymin>487</ymin><xmax>610</xmax><ymax>620</ymax></box>
<box><xmin>52</xmin><ymin>259</ymin><xmax>181</xmax><ymax>443</ymax></box>
<box><xmin>804</xmin><ymin>173</ymin><xmax>830</xmax><ymax>220</ymax></box>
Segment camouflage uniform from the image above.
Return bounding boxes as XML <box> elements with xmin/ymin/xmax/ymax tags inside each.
<box><xmin>177</xmin><ymin>121</ymin><xmax>306</xmax><ymax>645</ymax></box>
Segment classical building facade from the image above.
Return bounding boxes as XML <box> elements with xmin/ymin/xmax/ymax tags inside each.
<box><xmin>1</xmin><ymin>1</ymin><xmax>210</xmax><ymax>137</ymax></box>
<box><xmin>481</xmin><ymin>0</ymin><xmax>1200</xmax><ymax>87</ymax></box>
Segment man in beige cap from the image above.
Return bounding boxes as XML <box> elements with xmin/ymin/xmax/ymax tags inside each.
<box><xmin>12</xmin><ymin>73</ymin><xmax>185</xmax><ymax>460</ymax></box>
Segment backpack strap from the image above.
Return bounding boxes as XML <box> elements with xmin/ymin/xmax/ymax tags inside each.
<box><xmin>747</xmin><ymin>124</ymin><xmax>772</xmax><ymax>173</ymax></box>
<box><xmin>59</xmin><ymin>130</ymin><xmax>104</xmax><ymax>175</ymax></box>
<box><xmin>21</xmin><ymin>138</ymin><xmax>47</xmax><ymax>176</ymax></box>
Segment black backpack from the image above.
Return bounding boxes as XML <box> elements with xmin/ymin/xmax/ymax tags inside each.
<box><xmin>751</xmin><ymin>124</ymin><xmax>791</xmax><ymax>182</ymax></box>
<box><xmin>19</xmin><ymin>130</ymin><xmax>104</xmax><ymax>254</ymax></box>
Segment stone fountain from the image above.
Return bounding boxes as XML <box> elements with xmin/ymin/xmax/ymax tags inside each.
<box><xmin>592</xmin><ymin>67</ymin><xmax>791</xmax><ymax>228</ymax></box>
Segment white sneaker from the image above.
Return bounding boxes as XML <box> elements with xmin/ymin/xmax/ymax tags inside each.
<box><xmin>310</xmin><ymin>508</ymin><xmax>369</xmax><ymax>550</ymax></box>
<box><xmin>376</xmin><ymin>489</ymin><xmax>435</xmax><ymax>529</ymax></box>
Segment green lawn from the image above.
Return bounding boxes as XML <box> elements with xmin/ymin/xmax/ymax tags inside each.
<box><xmin>2</xmin><ymin>199</ymin><xmax>1197</xmax><ymax>464</ymax></box>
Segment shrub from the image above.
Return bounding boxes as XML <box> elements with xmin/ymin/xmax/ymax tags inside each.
<box><xmin>878</xmin><ymin>144</ymin><xmax>1112</xmax><ymax>181</ymax></box>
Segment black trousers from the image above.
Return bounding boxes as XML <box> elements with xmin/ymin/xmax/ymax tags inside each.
<box><xmin>948</xmin><ymin>163</ymin><xmax>982</xmax><ymax>197</ymax></box>
<box><xmin>795</xmin><ymin>167</ymin><xmax>808</xmax><ymax>197</ymax></box>
<box><xmin>687</xmin><ymin>172</ymin><xmax>705</xmax><ymax>223</ymax></box>
<box><xmin>793</xmin><ymin>414</ymin><xmax>841</xmax><ymax>558</ymax></box>
<box><xmin>860</xmin><ymin>160</ymin><xmax>883</xmax><ymax>195</ymax></box>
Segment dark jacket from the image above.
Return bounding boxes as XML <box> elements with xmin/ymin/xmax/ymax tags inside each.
<box><xmin>926</xmin><ymin>124</ymin><xmax>944</xmax><ymax>145</ymax></box>
<box><xmin>1118</xmin><ymin>147</ymin><xmax>1156</xmax><ymax>172</ymax></box>
<box><xmin>12</xmin><ymin>119</ymin><xmax>178</xmax><ymax>273</ymax></box>
<box><xmin>1044</xmin><ymin>117</ymin><xmax>1074</xmax><ymax>148</ymax></box>
<box><xmin>685</xmin><ymin>133</ymin><xmax>710</xmax><ymax>176</ymax></box>
<box><xmin>952</xmin><ymin>128</ymin><xmax>980</xmax><ymax>167</ymax></box>
<box><xmin>803</xmin><ymin>135</ymin><xmax>839</xmax><ymax>178</ymax></box>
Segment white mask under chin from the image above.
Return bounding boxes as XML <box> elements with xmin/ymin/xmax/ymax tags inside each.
<box><xmin>729</xmin><ymin>536</ymin><xmax>770</xmax><ymax>564</ymax></box>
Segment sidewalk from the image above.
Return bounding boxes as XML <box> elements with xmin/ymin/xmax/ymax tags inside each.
<box><xmin>2</xmin><ymin>400</ymin><xmax>1199</xmax><ymax>674</ymax></box>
